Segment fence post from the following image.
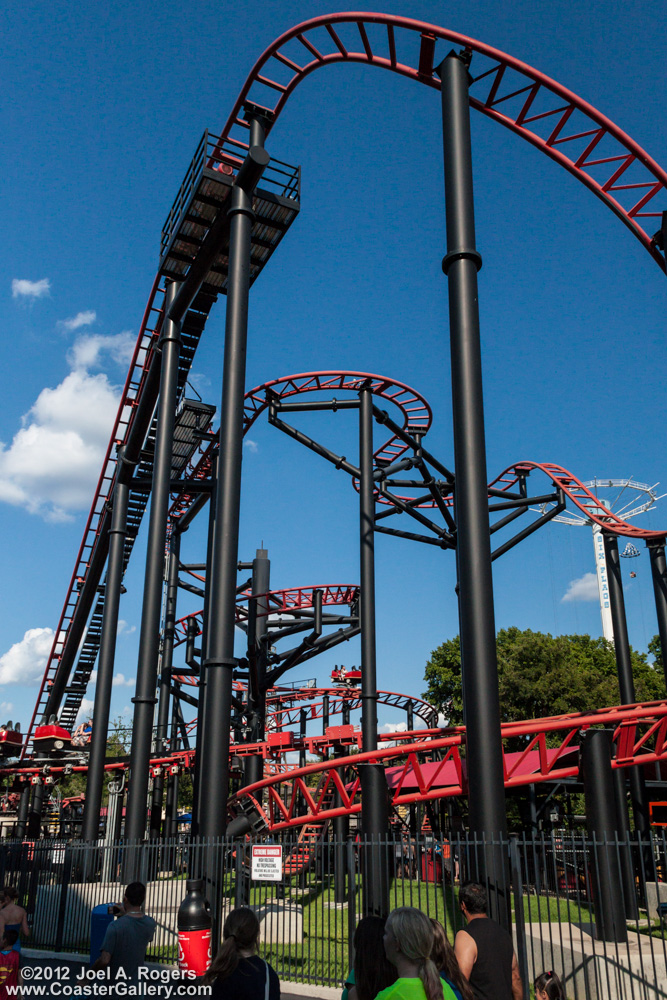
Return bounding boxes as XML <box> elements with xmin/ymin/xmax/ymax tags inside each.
<box><xmin>346</xmin><ymin>838</ymin><xmax>356</xmax><ymax>972</ymax></box>
<box><xmin>55</xmin><ymin>849</ymin><xmax>73</xmax><ymax>952</ymax></box>
<box><xmin>509</xmin><ymin>837</ymin><xmax>529</xmax><ymax>1000</ymax></box>
<box><xmin>234</xmin><ymin>845</ymin><xmax>246</xmax><ymax>908</ymax></box>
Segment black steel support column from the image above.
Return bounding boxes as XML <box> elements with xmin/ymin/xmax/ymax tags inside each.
<box><xmin>648</xmin><ymin>540</ymin><xmax>667</xmax><ymax>691</ymax></box>
<box><xmin>81</xmin><ymin>476</ymin><xmax>130</xmax><ymax>842</ymax></box>
<box><xmin>125</xmin><ymin>279</ymin><xmax>182</xmax><ymax>842</ymax></box>
<box><xmin>245</xmin><ymin>549</ymin><xmax>270</xmax><ymax>789</ymax></box>
<box><xmin>612</xmin><ymin>765</ymin><xmax>639</xmax><ymax>919</ymax></box>
<box><xmin>580</xmin><ymin>730</ymin><xmax>628</xmax><ymax>941</ymax></box>
<box><xmin>198</xmin><ymin>124</ymin><xmax>269</xmax><ymax>842</ymax></box>
<box><xmin>15</xmin><ymin>784</ymin><xmax>30</xmax><ymax>840</ymax></box>
<box><xmin>192</xmin><ymin>454</ymin><xmax>217</xmax><ymax>836</ymax></box>
<box><xmin>150</xmin><ymin>529</ymin><xmax>180</xmax><ymax>840</ymax></box>
<box><xmin>164</xmin><ymin>696</ymin><xmax>181</xmax><ymax>840</ymax></box>
<box><xmin>438</xmin><ymin>51</ymin><xmax>508</xmax><ymax>912</ymax></box>
<box><xmin>358</xmin><ymin>386</ymin><xmax>389</xmax><ymax>916</ymax></box>
<box><xmin>27</xmin><ymin>781</ymin><xmax>44</xmax><ymax>839</ymax></box>
<box><xmin>603</xmin><ymin>532</ymin><xmax>650</xmax><ymax>835</ymax></box>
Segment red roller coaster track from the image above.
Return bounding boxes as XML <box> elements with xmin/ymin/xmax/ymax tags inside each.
<box><xmin>25</xmin><ymin>13</ymin><xmax>667</xmax><ymax>760</ymax></box>
<box><xmin>229</xmin><ymin>700</ymin><xmax>667</xmax><ymax>831</ymax></box>
<box><xmin>8</xmin><ymin>699</ymin><xmax>666</xmax><ymax>836</ymax></box>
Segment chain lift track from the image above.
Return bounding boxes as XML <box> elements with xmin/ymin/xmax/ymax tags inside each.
<box><xmin>22</xmin><ymin>14</ymin><xmax>667</xmax><ymax>769</ymax></box>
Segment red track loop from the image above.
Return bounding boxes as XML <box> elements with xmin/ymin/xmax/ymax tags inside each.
<box><xmin>230</xmin><ymin>700</ymin><xmax>667</xmax><ymax>831</ymax></box>
<box><xmin>171</xmin><ymin>585</ymin><xmax>360</xmax><ymax>686</ymax></box>
<box><xmin>173</xmin><ymin>584</ymin><xmax>359</xmax><ymax>645</ymax></box>
<box><xmin>180</xmin><ymin>686</ymin><xmax>438</xmax><ymax>734</ymax></box>
<box><xmin>244</xmin><ymin>370</ymin><xmax>431</xmax><ymax>466</ymax></box>
<box><xmin>493</xmin><ymin>461</ymin><xmax>667</xmax><ymax>540</ymax></box>
<box><xmin>217</xmin><ymin>12</ymin><xmax>667</xmax><ymax>270</ymax></box>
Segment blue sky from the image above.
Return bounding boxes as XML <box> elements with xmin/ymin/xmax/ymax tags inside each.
<box><xmin>2</xmin><ymin>0</ymin><xmax>666</xmax><ymax>736</ymax></box>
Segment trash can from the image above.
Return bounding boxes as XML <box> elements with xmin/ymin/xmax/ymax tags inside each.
<box><xmin>90</xmin><ymin>904</ymin><xmax>116</xmax><ymax>965</ymax></box>
<box><xmin>420</xmin><ymin>848</ymin><xmax>443</xmax><ymax>883</ymax></box>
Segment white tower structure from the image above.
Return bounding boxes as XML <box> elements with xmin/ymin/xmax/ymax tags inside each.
<box><xmin>538</xmin><ymin>478</ymin><xmax>664</xmax><ymax>641</ymax></box>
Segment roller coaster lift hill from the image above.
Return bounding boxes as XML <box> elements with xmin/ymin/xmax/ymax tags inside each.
<box><xmin>4</xmin><ymin>12</ymin><xmax>667</xmax><ymax>931</ymax></box>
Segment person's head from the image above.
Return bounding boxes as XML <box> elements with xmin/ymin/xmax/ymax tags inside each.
<box><xmin>204</xmin><ymin>908</ymin><xmax>260</xmax><ymax>984</ymax></box>
<box><xmin>429</xmin><ymin>919</ymin><xmax>474</xmax><ymax>1000</ymax></box>
<box><xmin>1</xmin><ymin>930</ymin><xmax>17</xmax><ymax>951</ymax></box>
<box><xmin>384</xmin><ymin>908</ymin><xmax>443</xmax><ymax>1000</ymax></box>
<box><xmin>458</xmin><ymin>882</ymin><xmax>487</xmax><ymax>920</ymax></box>
<box><xmin>1</xmin><ymin>887</ymin><xmax>18</xmax><ymax>903</ymax></box>
<box><xmin>124</xmin><ymin>882</ymin><xmax>146</xmax><ymax>909</ymax></box>
<box><xmin>353</xmin><ymin>916</ymin><xmax>396</xmax><ymax>1000</ymax></box>
<box><xmin>535</xmin><ymin>971</ymin><xmax>565</xmax><ymax>1000</ymax></box>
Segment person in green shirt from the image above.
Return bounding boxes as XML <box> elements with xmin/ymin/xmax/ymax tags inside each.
<box><xmin>376</xmin><ymin>908</ymin><xmax>457</xmax><ymax>1000</ymax></box>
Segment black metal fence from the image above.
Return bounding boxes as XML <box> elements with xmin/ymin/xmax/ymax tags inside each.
<box><xmin>1</xmin><ymin>832</ymin><xmax>666</xmax><ymax>999</ymax></box>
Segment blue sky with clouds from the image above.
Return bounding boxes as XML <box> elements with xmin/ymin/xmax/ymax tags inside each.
<box><xmin>2</xmin><ymin>0</ymin><xmax>666</xmax><ymax>734</ymax></box>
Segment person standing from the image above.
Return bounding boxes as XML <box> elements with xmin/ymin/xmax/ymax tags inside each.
<box><xmin>454</xmin><ymin>883</ymin><xmax>522</xmax><ymax>1000</ymax></box>
<box><xmin>0</xmin><ymin>887</ymin><xmax>30</xmax><ymax>953</ymax></box>
<box><xmin>92</xmin><ymin>882</ymin><xmax>156</xmax><ymax>984</ymax></box>
<box><xmin>0</xmin><ymin>930</ymin><xmax>20</xmax><ymax>1000</ymax></box>
<box><xmin>534</xmin><ymin>971</ymin><xmax>566</xmax><ymax>1000</ymax></box>
<box><xmin>430</xmin><ymin>919</ymin><xmax>473</xmax><ymax>1000</ymax></box>
<box><xmin>345</xmin><ymin>915</ymin><xmax>396</xmax><ymax>1000</ymax></box>
<box><xmin>378</xmin><ymin>907</ymin><xmax>457</xmax><ymax>1000</ymax></box>
<box><xmin>203</xmin><ymin>907</ymin><xmax>279</xmax><ymax>1000</ymax></box>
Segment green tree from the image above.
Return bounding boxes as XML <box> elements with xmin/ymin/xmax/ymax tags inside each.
<box><xmin>649</xmin><ymin>633</ymin><xmax>663</xmax><ymax>675</ymax></box>
<box><xmin>424</xmin><ymin>627</ymin><xmax>665</xmax><ymax>726</ymax></box>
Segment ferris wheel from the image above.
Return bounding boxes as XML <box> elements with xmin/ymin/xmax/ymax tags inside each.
<box><xmin>536</xmin><ymin>478</ymin><xmax>665</xmax><ymax>640</ymax></box>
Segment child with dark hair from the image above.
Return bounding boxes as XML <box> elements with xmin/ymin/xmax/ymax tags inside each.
<box><xmin>0</xmin><ymin>930</ymin><xmax>19</xmax><ymax>1000</ymax></box>
<box><xmin>346</xmin><ymin>916</ymin><xmax>396</xmax><ymax>1000</ymax></box>
<box><xmin>203</xmin><ymin>907</ymin><xmax>279</xmax><ymax>1000</ymax></box>
<box><xmin>535</xmin><ymin>971</ymin><xmax>566</xmax><ymax>1000</ymax></box>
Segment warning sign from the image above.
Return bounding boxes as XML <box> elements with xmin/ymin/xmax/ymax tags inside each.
<box><xmin>251</xmin><ymin>845</ymin><xmax>283</xmax><ymax>881</ymax></box>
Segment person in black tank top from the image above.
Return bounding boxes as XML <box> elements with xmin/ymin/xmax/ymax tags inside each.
<box><xmin>454</xmin><ymin>882</ymin><xmax>522</xmax><ymax>1000</ymax></box>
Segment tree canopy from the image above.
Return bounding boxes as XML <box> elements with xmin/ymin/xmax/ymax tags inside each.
<box><xmin>423</xmin><ymin>627</ymin><xmax>665</xmax><ymax>727</ymax></box>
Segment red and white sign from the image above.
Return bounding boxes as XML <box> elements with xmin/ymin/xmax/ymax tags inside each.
<box><xmin>251</xmin><ymin>845</ymin><xmax>283</xmax><ymax>881</ymax></box>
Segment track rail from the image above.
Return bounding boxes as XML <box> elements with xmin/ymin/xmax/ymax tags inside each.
<box><xmin>494</xmin><ymin>462</ymin><xmax>667</xmax><ymax>540</ymax></box>
<box><xmin>230</xmin><ymin>700</ymin><xmax>667</xmax><ymax>830</ymax></box>
<box><xmin>216</xmin><ymin>12</ymin><xmax>666</xmax><ymax>270</ymax></box>
<box><xmin>173</xmin><ymin>584</ymin><xmax>360</xmax><ymax>644</ymax></box>
<box><xmin>244</xmin><ymin>371</ymin><xmax>431</xmax><ymax>466</ymax></box>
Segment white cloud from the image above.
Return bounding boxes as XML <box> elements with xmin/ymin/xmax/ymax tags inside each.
<box><xmin>0</xmin><ymin>703</ymin><xmax>14</xmax><ymax>715</ymax></box>
<box><xmin>117</xmin><ymin>620</ymin><xmax>136</xmax><ymax>636</ymax></box>
<box><xmin>76</xmin><ymin>699</ymin><xmax>95</xmax><ymax>725</ymax></box>
<box><xmin>0</xmin><ymin>326</ymin><xmax>136</xmax><ymax>521</ymax></box>
<box><xmin>382</xmin><ymin>721</ymin><xmax>407</xmax><ymax>734</ymax></box>
<box><xmin>0</xmin><ymin>627</ymin><xmax>54</xmax><ymax>685</ymax></box>
<box><xmin>58</xmin><ymin>310</ymin><xmax>96</xmax><ymax>332</ymax></box>
<box><xmin>244</xmin><ymin>439</ymin><xmax>258</xmax><ymax>454</ymax></box>
<box><xmin>67</xmin><ymin>331</ymin><xmax>134</xmax><ymax>371</ymax></box>
<box><xmin>12</xmin><ymin>278</ymin><xmax>50</xmax><ymax>299</ymax></box>
<box><xmin>562</xmin><ymin>572</ymin><xmax>599</xmax><ymax>603</ymax></box>
<box><xmin>89</xmin><ymin>670</ymin><xmax>135</xmax><ymax>688</ymax></box>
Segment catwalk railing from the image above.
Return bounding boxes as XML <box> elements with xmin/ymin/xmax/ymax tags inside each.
<box><xmin>1</xmin><ymin>832</ymin><xmax>665</xmax><ymax>998</ymax></box>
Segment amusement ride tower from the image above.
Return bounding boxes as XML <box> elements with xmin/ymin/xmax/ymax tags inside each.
<box><xmin>537</xmin><ymin>478</ymin><xmax>664</xmax><ymax>640</ymax></box>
